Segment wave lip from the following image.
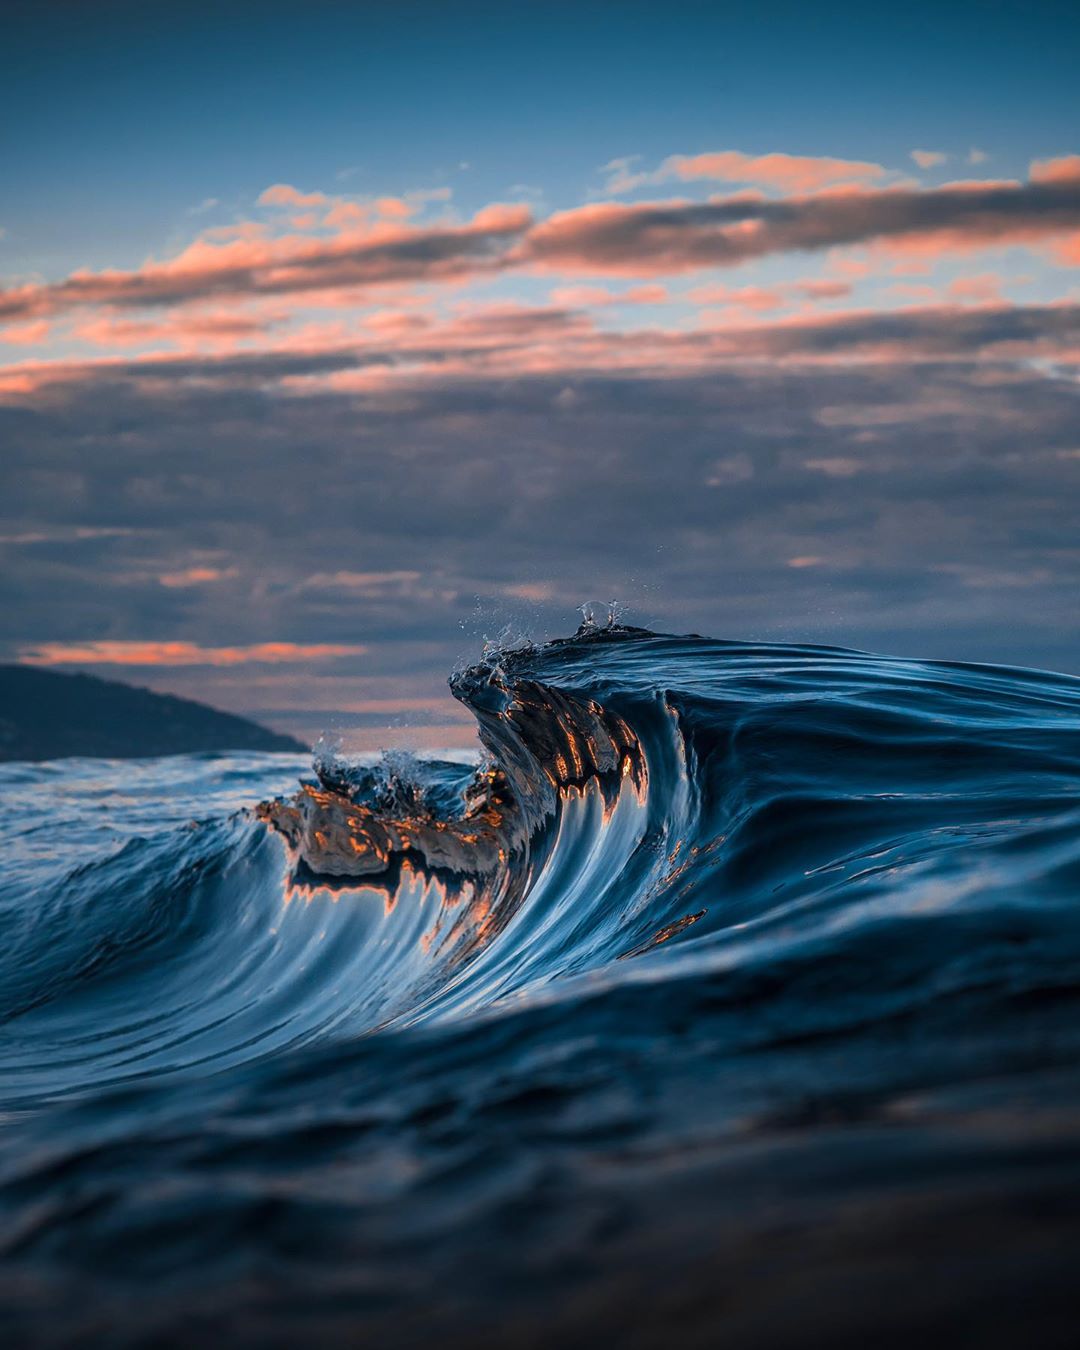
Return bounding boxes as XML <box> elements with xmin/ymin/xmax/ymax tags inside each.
<box><xmin>256</xmin><ymin>620</ymin><xmax>1080</xmax><ymax>1036</ymax></box>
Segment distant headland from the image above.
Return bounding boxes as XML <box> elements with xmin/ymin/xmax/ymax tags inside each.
<box><xmin>0</xmin><ymin>665</ymin><xmax>307</xmax><ymax>762</ymax></box>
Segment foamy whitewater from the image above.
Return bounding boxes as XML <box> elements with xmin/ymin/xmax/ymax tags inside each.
<box><xmin>3</xmin><ymin>623</ymin><xmax>1080</xmax><ymax>1347</ymax></box>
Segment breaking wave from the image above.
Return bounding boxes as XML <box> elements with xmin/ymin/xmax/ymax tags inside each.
<box><xmin>3</xmin><ymin>622</ymin><xmax>1080</xmax><ymax>1347</ymax></box>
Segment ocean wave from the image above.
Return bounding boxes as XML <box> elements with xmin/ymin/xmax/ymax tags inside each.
<box><xmin>2</xmin><ymin>623</ymin><xmax>1080</xmax><ymax>1345</ymax></box>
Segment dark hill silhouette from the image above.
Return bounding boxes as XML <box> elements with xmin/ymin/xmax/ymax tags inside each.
<box><xmin>0</xmin><ymin>664</ymin><xmax>307</xmax><ymax>761</ymax></box>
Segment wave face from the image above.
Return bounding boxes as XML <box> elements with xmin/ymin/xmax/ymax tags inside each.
<box><xmin>3</xmin><ymin>625</ymin><xmax>1080</xmax><ymax>1348</ymax></box>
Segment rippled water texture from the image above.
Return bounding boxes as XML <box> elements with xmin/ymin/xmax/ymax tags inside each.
<box><xmin>2</xmin><ymin>625</ymin><xmax>1080</xmax><ymax>1347</ymax></box>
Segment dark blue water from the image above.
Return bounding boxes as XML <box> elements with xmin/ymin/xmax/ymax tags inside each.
<box><xmin>3</xmin><ymin>623</ymin><xmax>1080</xmax><ymax>1347</ymax></box>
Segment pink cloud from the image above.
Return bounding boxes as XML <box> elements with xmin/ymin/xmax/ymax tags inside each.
<box><xmin>548</xmin><ymin>284</ymin><xmax>622</xmax><ymax>307</ymax></box>
<box><xmin>0</xmin><ymin>319</ymin><xmax>49</xmax><ymax>345</ymax></box>
<box><xmin>689</xmin><ymin>278</ymin><xmax>853</xmax><ymax>314</ymax></box>
<box><xmin>827</xmin><ymin>255</ymin><xmax>873</xmax><ymax>279</ymax></box>
<box><xmin>258</xmin><ymin>184</ymin><xmax>330</xmax><ymax>208</ymax></box>
<box><xmin>501</xmin><ymin>581</ymin><xmax>556</xmax><ymax>601</ymax></box>
<box><xmin>688</xmin><ymin>284</ymin><xmax>784</xmax><ymax>311</ymax></box>
<box><xmin>73</xmin><ymin>310</ymin><xmax>277</xmax><ymax>350</ymax></box>
<box><xmin>796</xmin><ymin>279</ymin><xmax>853</xmax><ymax>300</ymax></box>
<box><xmin>1051</xmin><ymin>233</ymin><xmax>1080</xmax><ymax>265</ymax></box>
<box><xmin>323</xmin><ymin>201</ymin><xmax>371</xmax><ymax>230</ymax></box>
<box><xmin>911</xmin><ymin>150</ymin><xmax>948</xmax><ymax>169</ymax></box>
<box><xmin>669</xmin><ymin>150</ymin><xmax>887</xmax><ymax>192</ymax></box>
<box><xmin>4</xmin><ymin>170</ymin><xmax>1078</xmax><ymax>346</ymax></box>
<box><xmin>601</xmin><ymin>149</ymin><xmax>887</xmax><ymax>195</ymax></box>
<box><xmin>1029</xmin><ymin>155</ymin><xmax>1080</xmax><ymax>185</ymax></box>
<box><xmin>3</xmin><ymin>298</ymin><xmax>1078</xmax><ymax>403</ymax></box>
<box><xmin>158</xmin><ymin>566</ymin><xmax>239</xmax><ymax>588</ymax></box>
<box><xmin>19</xmin><ymin>641</ymin><xmax>367</xmax><ymax>667</ymax></box>
<box><xmin>885</xmin><ymin>283</ymin><xmax>940</xmax><ymax>302</ymax></box>
<box><xmin>362</xmin><ymin>309</ymin><xmax>432</xmax><ymax>335</ymax></box>
<box><xmin>548</xmin><ymin>283</ymin><xmax>669</xmax><ymax>308</ymax></box>
<box><xmin>624</xmin><ymin>284</ymin><xmax>669</xmax><ymax>303</ymax></box>
<box><xmin>296</xmin><ymin>570</ymin><xmax>423</xmax><ymax>593</ymax></box>
<box><xmin>0</xmin><ymin>205</ymin><xmax>533</xmax><ymax>323</ymax></box>
<box><xmin>946</xmin><ymin>273</ymin><xmax>1006</xmax><ymax>303</ymax></box>
<box><xmin>520</xmin><ymin>174</ymin><xmax>1080</xmax><ymax>276</ymax></box>
<box><xmin>375</xmin><ymin>197</ymin><xmax>414</xmax><ymax>219</ymax></box>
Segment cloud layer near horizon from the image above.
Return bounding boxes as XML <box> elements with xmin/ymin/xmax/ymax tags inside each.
<box><xmin>3</xmin><ymin>158</ymin><xmax>1080</xmax><ymax>327</ymax></box>
<box><xmin>3</xmin><ymin>145</ymin><xmax>1080</xmax><ymax>744</ymax></box>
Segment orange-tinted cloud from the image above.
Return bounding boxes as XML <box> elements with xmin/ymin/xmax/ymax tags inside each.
<box><xmin>4</xmin><ymin>299</ymin><xmax>1076</xmax><ymax>405</ymax></box>
<box><xmin>601</xmin><ymin>149</ymin><xmax>887</xmax><ymax>194</ymax></box>
<box><xmin>0</xmin><ymin>319</ymin><xmax>49</xmax><ymax>345</ymax></box>
<box><xmin>4</xmin><ymin>172</ymin><xmax>1079</xmax><ymax>339</ymax></box>
<box><xmin>688</xmin><ymin>284</ymin><xmax>784</xmax><ymax>311</ymax></box>
<box><xmin>796</xmin><ymin>279</ymin><xmax>853</xmax><ymax>299</ymax></box>
<box><xmin>296</xmin><ymin>569</ymin><xmax>422</xmax><ymax>594</ymax></box>
<box><xmin>0</xmin><ymin>204</ymin><xmax>533</xmax><ymax>323</ymax></box>
<box><xmin>521</xmin><ymin>173</ymin><xmax>1080</xmax><ymax>275</ymax></box>
<box><xmin>157</xmin><ymin>567</ymin><xmax>239</xmax><ymax>588</ymax></box>
<box><xmin>20</xmin><ymin>641</ymin><xmax>367</xmax><ymax>667</ymax></box>
<box><xmin>1029</xmin><ymin>155</ymin><xmax>1080</xmax><ymax>185</ymax></box>
<box><xmin>1051</xmin><ymin>233</ymin><xmax>1080</xmax><ymax>265</ymax></box>
<box><xmin>548</xmin><ymin>283</ymin><xmax>669</xmax><ymax>307</ymax></box>
<box><xmin>946</xmin><ymin>273</ymin><xmax>1006</xmax><ymax>303</ymax></box>
<box><xmin>258</xmin><ymin>184</ymin><xmax>331</xmax><ymax>208</ymax></box>
<box><xmin>690</xmin><ymin>278</ymin><xmax>854</xmax><ymax>314</ymax></box>
<box><xmin>74</xmin><ymin>311</ymin><xmax>276</xmax><ymax>350</ymax></box>
<box><xmin>669</xmin><ymin>150</ymin><xmax>887</xmax><ymax>191</ymax></box>
<box><xmin>911</xmin><ymin>149</ymin><xmax>947</xmax><ymax>169</ymax></box>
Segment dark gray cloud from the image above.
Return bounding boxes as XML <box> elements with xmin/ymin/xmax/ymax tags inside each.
<box><xmin>7</xmin><ymin>302</ymin><xmax>1079</xmax><ymax>396</ymax></box>
<box><xmin>523</xmin><ymin>173</ymin><xmax>1080</xmax><ymax>272</ymax></box>
<box><xmin>3</xmin><ymin>333</ymin><xmax>1079</xmax><ymax>744</ymax></box>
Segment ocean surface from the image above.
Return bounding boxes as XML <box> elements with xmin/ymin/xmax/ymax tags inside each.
<box><xmin>3</xmin><ymin>622</ymin><xmax>1080</xmax><ymax>1347</ymax></box>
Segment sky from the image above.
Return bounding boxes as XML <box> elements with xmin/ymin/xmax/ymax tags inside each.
<box><xmin>2</xmin><ymin>0</ymin><xmax>1079</xmax><ymax>747</ymax></box>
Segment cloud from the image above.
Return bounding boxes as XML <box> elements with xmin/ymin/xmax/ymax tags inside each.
<box><xmin>2</xmin><ymin>300</ymin><xmax>1077</xmax><ymax>403</ymax></box>
<box><xmin>0</xmin><ymin>204</ymin><xmax>533</xmax><ymax>323</ymax></box>
<box><xmin>4</xmin><ymin>351</ymin><xmax>1079</xmax><ymax>713</ymax></box>
<box><xmin>158</xmin><ymin>566</ymin><xmax>238</xmax><ymax>588</ymax></box>
<box><xmin>1051</xmin><ymin>233</ymin><xmax>1080</xmax><ymax>266</ymax></box>
<box><xmin>295</xmin><ymin>570</ymin><xmax>423</xmax><ymax>594</ymax></box>
<box><xmin>19</xmin><ymin>641</ymin><xmax>368</xmax><ymax>667</ymax></box>
<box><xmin>670</xmin><ymin>151</ymin><xmax>887</xmax><ymax>191</ymax></box>
<box><xmin>521</xmin><ymin>171</ymin><xmax>1080</xmax><ymax>275</ymax></box>
<box><xmin>796</xmin><ymin>279</ymin><xmax>853</xmax><ymax>300</ymax></box>
<box><xmin>600</xmin><ymin>150</ymin><xmax>887</xmax><ymax>195</ymax></box>
<box><xmin>548</xmin><ymin>283</ymin><xmax>668</xmax><ymax>308</ymax></box>
<box><xmin>5</xmin><ymin>152</ymin><xmax>1080</xmax><ymax>733</ymax></box>
<box><xmin>1030</xmin><ymin>154</ymin><xmax>1080</xmax><ymax>185</ymax></box>
<box><xmin>688</xmin><ymin>284</ymin><xmax>785</xmax><ymax>312</ymax></box>
<box><xmin>689</xmin><ymin>278</ymin><xmax>853</xmax><ymax>311</ymax></box>
<box><xmin>945</xmin><ymin>273</ymin><xmax>1006</xmax><ymax>303</ymax></box>
<box><xmin>3</xmin><ymin>295</ymin><xmax>1079</xmax><ymax>754</ymax></box>
<box><xmin>0</xmin><ymin>319</ymin><xmax>49</xmax><ymax>346</ymax></box>
<box><xmin>4</xmin><ymin>169</ymin><xmax>1080</xmax><ymax>337</ymax></box>
<box><xmin>258</xmin><ymin>184</ymin><xmax>331</xmax><ymax>208</ymax></box>
<box><xmin>73</xmin><ymin>310</ymin><xmax>278</xmax><ymax>350</ymax></box>
<box><xmin>911</xmin><ymin>150</ymin><xmax>948</xmax><ymax>169</ymax></box>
